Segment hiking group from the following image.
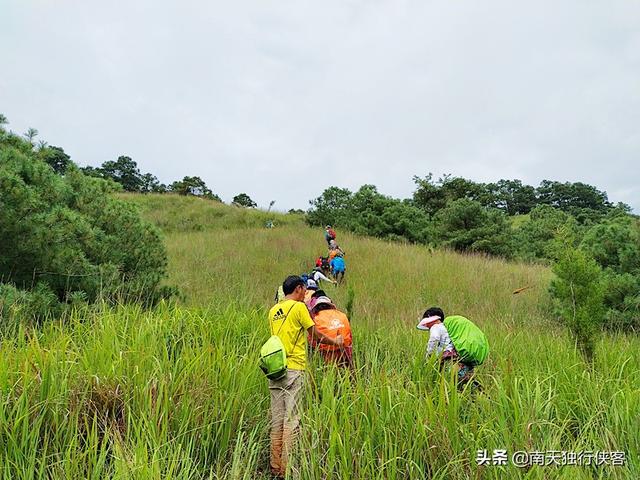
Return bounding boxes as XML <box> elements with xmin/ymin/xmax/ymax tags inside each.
<box><xmin>260</xmin><ymin>226</ymin><xmax>489</xmax><ymax>478</ymax></box>
<box><xmin>313</xmin><ymin>225</ymin><xmax>346</xmax><ymax>285</ymax></box>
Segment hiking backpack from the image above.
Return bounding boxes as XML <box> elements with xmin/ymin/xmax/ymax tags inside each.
<box><xmin>259</xmin><ymin>304</ymin><xmax>299</xmax><ymax>380</ymax></box>
<box><xmin>443</xmin><ymin>315</ymin><xmax>489</xmax><ymax>366</ymax></box>
<box><xmin>259</xmin><ymin>335</ymin><xmax>288</xmax><ymax>380</ymax></box>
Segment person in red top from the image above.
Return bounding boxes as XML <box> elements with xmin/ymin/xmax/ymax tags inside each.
<box><xmin>324</xmin><ymin>225</ymin><xmax>336</xmax><ymax>246</ymax></box>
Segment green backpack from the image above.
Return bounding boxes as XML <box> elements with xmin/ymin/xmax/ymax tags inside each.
<box><xmin>259</xmin><ymin>304</ymin><xmax>299</xmax><ymax>380</ymax></box>
<box><xmin>443</xmin><ymin>315</ymin><xmax>489</xmax><ymax>366</ymax></box>
<box><xmin>259</xmin><ymin>335</ymin><xmax>288</xmax><ymax>380</ymax></box>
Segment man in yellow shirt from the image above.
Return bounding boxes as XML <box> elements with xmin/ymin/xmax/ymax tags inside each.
<box><xmin>268</xmin><ymin>275</ymin><xmax>344</xmax><ymax>478</ymax></box>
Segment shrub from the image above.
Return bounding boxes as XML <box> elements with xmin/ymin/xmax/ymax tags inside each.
<box><xmin>432</xmin><ymin>199</ymin><xmax>513</xmax><ymax>257</ymax></box>
<box><xmin>513</xmin><ymin>205</ymin><xmax>581</xmax><ymax>262</ymax></box>
<box><xmin>549</xmin><ymin>248</ymin><xmax>605</xmax><ymax>362</ymax></box>
<box><xmin>0</xmin><ymin>132</ymin><xmax>174</xmax><ymax>318</ymax></box>
<box><xmin>579</xmin><ymin>215</ymin><xmax>640</xmax><ymax>331</ymax></box>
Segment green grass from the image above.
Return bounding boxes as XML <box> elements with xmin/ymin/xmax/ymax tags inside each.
<box><xmin>0</xmin><ymin>194</ymin><xmax>638</xmax><ymax>479</ymax></box>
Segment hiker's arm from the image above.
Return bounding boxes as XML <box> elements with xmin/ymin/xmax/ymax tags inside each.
<box><xmin>317</xmin><ymin>272</ymin><xmax>335</xmax><ymax>283</ymax></box>
<box><xmin>425</xmin><ymin>328</ymin><xmax>440</xmax><ymax>358</ymax></box>
<box><xmin>308</xmin><ymin>325</ymin><xmax>343</xmax><ymax>347</ymax></box>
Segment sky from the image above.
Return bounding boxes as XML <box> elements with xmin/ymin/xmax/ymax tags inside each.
<box><xmin>1</xmin><ymin>0</ymin><xmax>639</xmax><ymax>212</ymax></box>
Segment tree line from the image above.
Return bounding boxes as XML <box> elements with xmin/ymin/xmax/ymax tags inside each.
<box><xmin>0</xmin><ymin>117</ymin><xmax>258</xmax><ymax>208</ymax></box>
<box><xmin>2</xmin><ymin>115</ymin><xmax>638</xmax><ymax>344</ymax></box>
<box><xmin>307</xmin><ymin>177</ymin><xmax>640</xmax><ymax>336</ymax></box>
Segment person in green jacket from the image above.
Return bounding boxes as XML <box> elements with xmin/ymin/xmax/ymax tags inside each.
<box><xmin>417</xmin><ymin>306</ymin><xmax>488</xmax><ymax>389</ymax></box>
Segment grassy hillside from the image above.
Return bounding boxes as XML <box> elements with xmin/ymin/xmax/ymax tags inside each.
<box><xmin>0</xmin><ymin>194</ymin><xmax>637</xmax><ymax>479</ymax></box>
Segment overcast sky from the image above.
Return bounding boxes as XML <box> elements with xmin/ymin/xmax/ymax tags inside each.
<box><xmin>2</xmin><ymin>1</ymin><xmax>639</xmax><ymax>211</ymax></box>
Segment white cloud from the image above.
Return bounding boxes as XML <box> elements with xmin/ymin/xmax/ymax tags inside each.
<box><xmin>1</xmin><ymin>0</ymin><xmax>638</xmax><ymax>210</ymax></box>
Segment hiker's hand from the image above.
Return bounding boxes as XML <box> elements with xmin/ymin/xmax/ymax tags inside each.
<box><xmin>335</xmin><ymin>334</ymin><xmax>344</xmax><ymax>348</ymax></box>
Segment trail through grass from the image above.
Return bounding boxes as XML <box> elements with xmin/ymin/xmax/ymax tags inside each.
<box><xmin>0</xmin><ymin>194</ymin><xmax>636</xmax><ymax>479</ymax></box>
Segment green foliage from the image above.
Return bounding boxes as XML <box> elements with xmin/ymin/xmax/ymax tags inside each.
<box><xmin>412</xmin><ymin>174</ymin><xmax>625</xmax><ymax>220</ymax></box>
<box><xmin>0</xmin><ymin>134</ymin><xmax>173</xmax><ymax>317</ymax></box>
<box><xmin>550</xmin><ymin>248</ymin><xmax>605</xmax><ymax>362</ymax></box>
<box><xmin>81</xmin><ymin>155</ymin><xmax>167</xmax><ymax>193</ymax></box>
<box><xmin>232</xmin><ymin>192</ymin><xmax>257</xmax><ymax>208</ymax></box>
<box><xmin>513</xmin><ymin>205</ymin><xmax>581</xmax><ymax>261</ymax></box>
<box><xmin>580</xmin><ymin>216</ymin><xmax>640</xmax><ymax>331</ymax></box>
<box><xmin>170</xmin><ymin>175</ymin><xmax>221</xmax><ymax>201</ymax></box>
<box><xmin>581</xmin><ymin>215</ymin><xmax>640</xmax><ymax>274</ymax></box>
<box><xmin>307</xmin><ymin>186</ymin><xmax>353</xmax><ymax>226</ymax></box>
<box><xmin>0</xmin><ymin>283</ymin><xmax>60</xmax><ymax>329</ymax></box>
<box><xmin>102</xmin><ymin>155</ymin><xmax>145</xmax><ymax>191</ymax></box>
<box><xmin>486</xmin><ymin>179</ymin><xmax>537</xmax><ymax>215</ymax></box>
<box><xmin>537</xmin><ymin>179</ymin><xmax>612</xmax><ymax>215</ymax></box>
<box><xmin>413</xmin><ymin>174</ymin><xmax>488</xmax><ymax>216</ymax></box>
<box><xmin>433</xmin><ymin>199</ymin><xmax>513</xmax><ymax>257</ymax></box>
<box><xmin>39</xmin><ymin>145</ymin><xmax>72</xmax><ymax>175</ymax></box>
<box><xmin>308</xmin><ymin>185</ymin><xmax>431</xmax><ymax>244</ymax></box>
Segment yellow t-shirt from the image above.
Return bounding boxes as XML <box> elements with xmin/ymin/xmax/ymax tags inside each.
<box><xmin>269</xmin><ymin>299</ymin><xmax>315</xmax><ymax>370</ymax></box>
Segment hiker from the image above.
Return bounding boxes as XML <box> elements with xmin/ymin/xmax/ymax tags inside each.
<box><xmin>417</xmin><ymin>307</ymin><xmax>488</xmax><ymax>390</ymax></box>
<box><xmin>315</xmin><ymin>255</ymin><xmax>331</xmax><ymax>273</ymax></box>
<box><xmin>274</xmin><ymin>285</ymin><xmax>285</xmax><ymax>303</ymax></box>
<box><xmin>305</xmin><ymin>288</ymin><xmax>326</xmax><ymax>312</ymax></box>
<box><xmin>324</xmin><ymin>225</ymin><xmax>336</xmax><ymax>246</ymax></box>
<box><xmin>330</xmin><ymin>253</ymin><xmax>346</xmax><ymax>284</ymax></box>
<box><xmin>266</xmin><ymin>276</ymin><xmax>344</xmax><ymax>478</ymax></box>
<box><xmin>312</xmin><ymin>267</ymin><xmax>336</xmax><ymax>287</ymax></box>
<box><xmin>309</xmin><ymin>296</ymin><xmax>353</xmax><ymax>369</ymax></box>
<box><xmin>304</xmin><ymin>281</ymin><xmax>318</xmax><ymax>304</ymax></box>
<box><xmin>328</xmin><ymin>239</ymin><xmax>345</xmax><ymax>253</ymax></box>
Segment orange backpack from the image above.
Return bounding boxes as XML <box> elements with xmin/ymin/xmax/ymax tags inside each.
<box><xmin>311</xmin><ymin>309</ymin><xmax>352</xmax><ymax>351</ymax></box>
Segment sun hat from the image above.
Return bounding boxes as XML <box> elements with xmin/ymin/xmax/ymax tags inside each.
<box><xmin>416</xmin><ymin>315</ymin><xmax>441</xmax><ymax>331</ymax></box>
<box><xmin>313</xmin><ymin>296</ymin><xmax>334</xmax><ymax>308</ymax></box>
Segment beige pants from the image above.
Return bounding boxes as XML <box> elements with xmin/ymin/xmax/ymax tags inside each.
<box><xmin>269</xmin><ymin>369</ymin><xmax>305</xmax><ymax>476</ymax></box>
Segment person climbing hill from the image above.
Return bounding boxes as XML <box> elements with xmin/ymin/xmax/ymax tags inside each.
<box><xmin>315</xmin><ymin>255</ymin><xmax>331</xmax><ymax>272</ymax></box>
<box><xmin>324</xmin><ymin>225</ymin><xmax>336</xmax><ymax>246</ymax></box>
<box><xmin>417</xmin><ymin>307</ymin><xmax>488</xmax><ymax>390</ymax></box>
<box><xmin>309</xmin><ymin>296</ymin><xmax>353</xmax><ymax>369</ymax></box>
<box><xmin>330</xmin><ymin>253</ymin><xmax>346</xmax><ymax>284</ymax></box>
<box><xmin>312</xmin><ymin>267</ymin><xmax>336</xmax><ymax>287</ymax></box>
<box><xmin>265</xmin><ymin>276</ymin><xmax>343</xmax><ymax>478</ymax></box>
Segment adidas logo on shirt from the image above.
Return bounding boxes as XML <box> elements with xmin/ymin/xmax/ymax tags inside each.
<box><xmin>273</xmin><ymin>308</ymin><xmax>286</xmax><ymax>321</ymax></box>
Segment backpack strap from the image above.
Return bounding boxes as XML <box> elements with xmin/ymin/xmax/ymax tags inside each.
<box><xmin>272</xmin><ymin>303</ymin><xmax>297</xmax><ymax>336</ymax></box>
<box><xmin>272</xmin><ymin>302</ymin><xmax>307</xmax><ymax>354</ymax></box>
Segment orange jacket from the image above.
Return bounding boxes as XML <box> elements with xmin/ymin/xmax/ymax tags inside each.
<box><xmin>310</xmin><ymin>309</ymin><xmax>352</xmax><ymax>351</ymax></box>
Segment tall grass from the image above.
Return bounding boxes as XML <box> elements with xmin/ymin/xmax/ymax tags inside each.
<box><xmin>0</xmin><ymin>194</ymin><xmax>637</xmax><ymax>478</ymax></box>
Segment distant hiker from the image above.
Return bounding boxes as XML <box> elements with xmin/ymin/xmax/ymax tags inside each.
<box><xmin>266</xmin><ymin>276</ymin><xmax>344</xmax><ymax>478</ymax></box>
<box><xmin>315</xmin><ymin>255</ymin><xmax>331</xmax><ymax>272</ymax></box>
<box><xmin>274</xmin><ymin>285</ymin><xmax>285</xmax><ymax>303</ymax></box>
<box><xmin>417</xmin><ymin>307</ymin><xmax>489</xmax><ymax>390</ymax></box>
<box><xmin>324</xmin><ymin>225</ymin><xmax>336</xmax><ymax>246</ymax></box>
<box><xmin>309</xmin><ymin>296</ymin><xmax>353</xmax><ymax>369</ymax></box>
<box><xmin>312</xmin><ymin>267</ymin><xmax>336</xmax><ymax>287</ymax></box>
<box><xmin>330</xmin><ymin>253</ymin><xmax>346</xmax><ymax>284</ymax></box>
<box><xmin>328</xmin><ymin>240</ymin><xmax>345</xmax><ymax>257</ymax></box>
<box><xmin>304</xmin><ymin>281</ymin><xmax>318</xmax><ymax>304</ymax></box>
